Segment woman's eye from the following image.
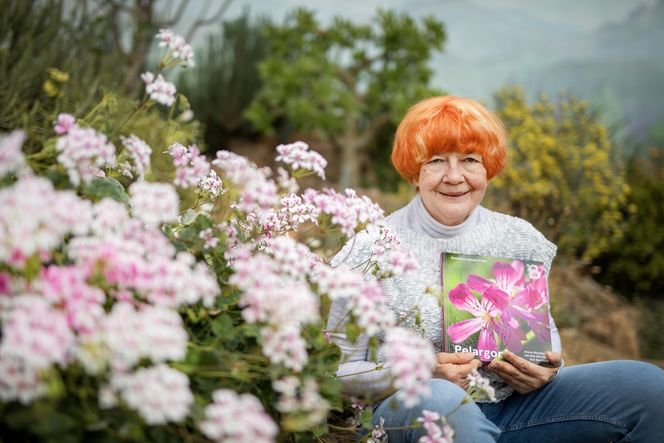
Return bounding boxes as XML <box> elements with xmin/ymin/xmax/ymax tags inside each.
<box><xmin>429</xmin><ymin>158</ymin><xmax>445</xmax><ymax>163</ymax></box>
<box><xmin>463</xmin><ymin>157</ymin><xmax>480</xmax><ymax>163</ymax></box>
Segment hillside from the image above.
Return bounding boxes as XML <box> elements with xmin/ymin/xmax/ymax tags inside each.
<box><xmin>550</xmin><ymin>263</ymin><xmax>663</xmax><ymax>368</ymax></box>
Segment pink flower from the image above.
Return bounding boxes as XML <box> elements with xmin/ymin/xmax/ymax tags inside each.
<box><xmin>129</xmin><ymin>181</ymin><xmax>179</xmax><ymax>225</ymax></box>
<box><xmin>383</xmin><ymin>327</ymin><xmax>436</xmax><ymax>407</ymax></box>
<box><xmin>111</xmin><ymin>364</ymin><xmax>193</xmax><ymax>425</ymax></box>
<box><xmin>102</xmin><ymin>303</ymin><xmax>188</xmax><ymax>370</ymax></box>
<box><xmin>156</xmin><ymin>29</ymin><xmax>195</xmax><ymax>67</ymax></box>
<box><xmin>213</xmin><ymin>150</ymin><xmax>280</xmax><ymax>216</ymax></box>
<box><xmin>0</xmin><ymin>353</ymin><xmax>47</xmax><ymax>404</ymax></box>
<box><xmin>446</xmin><ymin>283</ymin><xmax>525</xmax><ymax>357</ymax></box>
<box><xmin>0</xmin><ymin>130</ymin><xmax>26</xmax><ymax>176</ymax></box>
<box><xmin>55</xmin><ymin>123</ymin><xmax>117</xmax><ymax>186</ymax></box>
<box><xmin>143</xmin><ymin>72</ymin><xmax>176</xmax><ymax>106</ymax></box>
<box><xmin>467</xmin><ymin>369</ymin><xmax>497</xmax><ymax>402</ymax></box>
<box><xmin>120</xmin><ymin>134</ymin><xmax>152</xmax><ymax>177</ymax></box>
<box><xmin>0</xmin><ymin>295</ymin><xmax>75</xmax><ymax>369</ymax></box>
<box><xmin>168</xmin><ymin>143</ymin><xmax>211</xmax><ymax>189</ymax></box>
<box><xmin>39</xmin><ymin>264</ymin><xmax>105</xmax><ymax>335</ymax></box>
<box><xmin>416</xmin><ymin>410</ymin><xmax>454</xmax><ymax>443</ymax></box>
<box><xmin>458</xmin><ymin>260</ymin><xmax>550</xmax><ymax>348</ymax></box>
<box><xmin>54</xmin><ymin>113</ymin><xmax>76</xmax><ymax>135</ymax></box>
<box><xmin>0</xmin><ymin>176</ymin><xmax>93</xmax><ymax>265</ymax></box>
<box><xmin>199</xmin><ymin>389</ymin><xmax>278</xmax><ymax>443</ymax></box>
<box><xmin>260</xmin><ymin>326</ymin><xmax>309</xmax><ymax>372</ymax></box>
<box><xmin>302</xmin><ymin>188</ymin><xmax>384</xmax><ymax>237</ymax></box>
<box><xmin>276</xmin><ymin>141</ymin><xmax>327</xmax><ymax>180</ymax></box>
<box><xmin>0</xmin><ymin>272</ymin><xmax>10</xmax><ymax>295</ymax></box>
<box><xmin>198</xmin><ymin>169</ymin><xmax>224</xmax><ymax>197</ymax></box>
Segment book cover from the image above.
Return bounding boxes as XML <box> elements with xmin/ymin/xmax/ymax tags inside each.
<box><xmin>441</xmin><ymin>253</ymin><xmax>552</xmax><ymax>365</ymax></box>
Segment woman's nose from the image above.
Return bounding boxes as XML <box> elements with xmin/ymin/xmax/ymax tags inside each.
<box><xmin>442</xmin><ymin>160</ymin><xmax>464</xmax><ymax>183</ymax></box>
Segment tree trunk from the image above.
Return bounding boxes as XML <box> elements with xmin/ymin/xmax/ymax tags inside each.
<box><xmin>337</xmin><ymin>134</ymin><xmax>363</xmax><ymax>189</ymax></box>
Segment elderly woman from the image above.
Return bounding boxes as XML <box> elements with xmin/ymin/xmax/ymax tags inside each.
<box><xmin>327</xmin><ymin>96</ymin><xmax>664</xmax><ymax>442</ymax></box>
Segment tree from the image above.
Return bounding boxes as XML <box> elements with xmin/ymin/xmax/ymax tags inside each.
<box><xmin>178</xmin><ymin>12</ymin><xmax>270</xmax><ymax>148</ymax></box>
<box><xmin>245</xmin><ymin>8</ymin><xmax>445</xmax><ymax>188</ymax></box>
<box><xmin>486</xmin><ymin>86</ymin><xmax>628</xmax><ymax>261</ymax></box>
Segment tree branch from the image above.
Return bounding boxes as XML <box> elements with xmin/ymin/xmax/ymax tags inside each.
<box><xmin>185</xmin><ymin>0</ymin><xmax>234</xmax><ymax>41</ymax></box>
<box><xmin>159</xmin><ymin>0</ymin><xmax>189</xmax><ymax>27</ymax></box>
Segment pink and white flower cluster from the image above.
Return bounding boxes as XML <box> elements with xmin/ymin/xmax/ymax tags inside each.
<box><xmin>467</xmin><ymin>369</ymin><xmax>497</xmax><ymax>402</ymax></box>
<box><xmin>417</xmin><ymin>410</ymin><xmax>455</xmax><ymax>443</ymax></box>
<box><xmin>39</xmin><ymin>264</ymin><xmax>105</xmax><ymax>335</ymax></box>
<box><xmin>273</xmin><ymin>376</ymin><xmax>330</xmax><ymax>427</ymax></box>
<box><xmin>102</xmin><ymin>302</ymin><xmax>188</xmax><ymax>371</ymax></box>
<box><xmin>168</xmin><ymin>143</ymin><xmax>220</xmax><ymax>194</ymax></box>
<box><xmin>312</xmin><ymin>264</ymin><xmax>396</xmax><ymax>336</ymax></box>
<box><xmin>275</xmin><ymin>141</ymin><xmax>327</xmax><ymax>180</ymax></box>
<box><xmin>279</xmin><ymin>193</ymin><xmax>320</xmax><ymax>229</ymax></box>
<box><xmin>303</xmin><ymin>188</ymin><xmax>384</xmax><ymax>237</ymax></box>
<box><xmin>54</xmin><ymin>113</ymin><xmax>117</xmax><ymax>186</ymax></box>
<box><xmin>129</xmin><ymin>181</ymin><xmax>179</xmax><ymax>226</ymax></box>
<box><xmin>199</xmin><ymin>389</ymin><xmax>278</xmax><ymax>443</ymax></box>
<box><xmin>141</xmin><ymin>72</ymin><xmax>177</xmax><ymax>107</ymax></box>
<box><xmin>156</xmin><ymin>29</ymin><xmax>195</xmax><ymax>67</ymax></box>
<box><xmin>0</xmin><ymin>175</ymin><xmax>92</xmax><ymax>267</ymax></box>
<box><xmin>0</xmin><ymin>169</ymin><xmax>218</xmax><ymax>413</ymax></box>
<box><xmin>0</xmin><ymin>130</ymin><xmax>26</xmax><ymax>176</ymax></box>
<box><xmin>107</xmin><ymin>364</ymin><xmax>193</xmax><ymax>425</ymax></box>
<box><xmin>120</xmin><ymin>134</ymin><xmax>152</xmax><ymax>178</ymax></box>
<box><xmin>383</xmin><ymin>327</ymin><xmax>436</xmax><ymax>407</ymax></box>
<box><xmin>213</xmin><ymin>150</ymin><xmax>279</xmax><ymax>217</ymax></box>
<box><xmin>230</xmin><ymin>236</ymin><xmax>319</xmax><ymax>371</ymax></box>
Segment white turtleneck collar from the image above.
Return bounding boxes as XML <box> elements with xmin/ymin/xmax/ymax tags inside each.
<box><xmin>405</xmin><ymin>193</ymin><xmax>482</xmax><ymax>239</ymax></box>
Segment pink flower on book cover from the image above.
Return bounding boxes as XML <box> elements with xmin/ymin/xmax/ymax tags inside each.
<box><xmin>446</xmin><ymin>284</ymin><xmax>525</xmax><ymax>356</ymax></box>
<box><xmin>447</xmin><ymin>259</ymin><xmax>550</xmax><ymax>355</ymax></box>
<box><xmin>469</xmin><ymin>261</ymin><xmax>550</xmax><ymax>342</ymax></box>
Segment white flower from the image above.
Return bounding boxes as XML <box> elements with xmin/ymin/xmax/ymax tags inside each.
<box><xmin>112</xmin><ymin>364</ymin><xmax>193</xmax><ymax>425</ymax></box>
<box><xmin>120</xmin><ymin>134</ymin><xmax>152</xmax><ymax>177</ymax></box>
<box><xmin>143</xmin><ymin>72</ymin><xmax>176</xmax><ymax>106</ymax></box>
<box><xmin>0</xmin><ymin>295</ymin><xmax>74</xmax><ymax>370</ymax></box>
<box><xmin>276</xmin><ymin>141</ymin><xmax>327</xmax><ymax>179</ymax></box>
<box><xmin>102</xmin><ymin>303</ymin><xmax>188</xmax><ymax>370</ymax></box>
<box><xmin>55</xmin><ymin>123</ymin><xmax>117</xmax><ymax>186</ymax></box>
<box><xmin>0</xmin><ymin>130</ymin><xmax>26</xmax><ymax>176</ymax></box>
<box><xmin>156</xmin><ymin>29</ymin><xmax>195</xmax><ymax>67</ymax></box>
<box><xmin>129</xmin><ymin>181</ymin><xmax>179</xmax><ymax>225</ymax></box>
<box><xmin>383</xmin><ymin>327</ymin><xmax>436</xmax><ymax>408</ymax></box>
<box><xmin>199</xmin><ymin>389</ymin><xmax>278</xmax><ymax>443</ymax></box>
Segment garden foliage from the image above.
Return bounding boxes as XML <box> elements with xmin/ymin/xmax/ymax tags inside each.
<box><xmin>486</xmin><ymin>86</ymin><xmax>629</xmax><ymax>261</ymax></box>
<box><xmin>0</xmin><ymin>27</ymin><xmax>499</xmax><ymax>443</ymax></box>
<box><xmin>245</xmin><ymin>8</ymin><xmax>446</xmax><ymax>188</ymax></box>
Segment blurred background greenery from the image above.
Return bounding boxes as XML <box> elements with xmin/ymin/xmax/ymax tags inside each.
<box><xmin>1</xmin><ymin>0</ymin><xmax>662</xmax><ymax>360</ymax></box>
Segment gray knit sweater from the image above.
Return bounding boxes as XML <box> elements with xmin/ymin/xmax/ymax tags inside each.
<box><xmin>327</xmin><ymin>195</ymin><xmax>561</xmax><ymax>403</ymax></box>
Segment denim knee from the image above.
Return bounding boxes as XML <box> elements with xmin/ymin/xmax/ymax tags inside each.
<box><xmin>372</xmin><ymin>379</ymin><xmax>499</xmax><ymax>443</ymax></box>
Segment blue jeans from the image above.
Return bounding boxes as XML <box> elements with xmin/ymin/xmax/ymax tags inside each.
<box><xmin>371</xmin><ymin>361</ymin><xmax>664</xmax><ymax>442</ymax></box>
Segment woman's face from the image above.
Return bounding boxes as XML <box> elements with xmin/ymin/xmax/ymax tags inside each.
<box><xmin>415</xmin><ymin>151</ymin><xmax>489</xmax><ymax>226</ymax></box>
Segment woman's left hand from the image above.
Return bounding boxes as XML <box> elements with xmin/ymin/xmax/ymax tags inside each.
<box><xmin>488</xmin><ymin>351</ymin><xmax>562</xmax><ymax>395</ymax></box>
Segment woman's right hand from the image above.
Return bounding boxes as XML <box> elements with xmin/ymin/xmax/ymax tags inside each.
<box><xmin>433</xmin><ymin>352</ymin><xmax>483</xmax><ymax>389</ymax></box>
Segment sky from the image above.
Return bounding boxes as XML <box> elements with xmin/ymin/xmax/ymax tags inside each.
<box><xmin>215</xmin><ymin>0</ymin><xmax>658</xmax><ymax>31</ymax></box>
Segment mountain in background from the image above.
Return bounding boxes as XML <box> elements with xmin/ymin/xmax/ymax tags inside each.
<box><xmin>431</xmin><ymin>0</ymin><xmax>664</xmax><ymax>146</ymax></box>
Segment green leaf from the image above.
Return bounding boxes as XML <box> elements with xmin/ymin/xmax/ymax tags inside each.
<box><xmin>31</xmin><ymin>411</ymin><xmax>76</xmax><ymax>436</ymax></box>
<box><xmin>359</xmin><ymin>407</ymin><xmax>374</xmax><ymax>429</ymax></box>
<box><xmin>211</xmin><ymin>314</ymin><xmax>234</xmax><ymax>337</ymax></box>
<box><xmin>181</xmin><ymin>208</ymin><xmax>197</xmax><ymax>225</ymax></box>
<box><xmin>82</xmin><ymin>177</ymin><xmax>129</xmax><ymax>203</ymax></box>
<box><xmin>345</xmin><ymin>322</ymin><xmax>361</xmax><ymax>343</ymax></box>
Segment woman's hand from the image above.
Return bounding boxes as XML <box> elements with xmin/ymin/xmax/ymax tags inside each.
<box><xmin>434</xmin><ymin>352</ymin><xmax>483</xmax><ymax>389</ymax></box>
<box><xmin>488</xmin><ymin>351</ymin><xmax>562</xmax><ymax>394</ymax></box>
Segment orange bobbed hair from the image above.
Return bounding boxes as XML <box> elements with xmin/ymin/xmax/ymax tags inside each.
<box><xmin>391</xmin><ymin>96</ymin><xmax>506</xmax><ymax>182</ymax></box>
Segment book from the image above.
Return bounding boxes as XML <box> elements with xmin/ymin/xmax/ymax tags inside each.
<box><xmin>441</xmin><ymin>252</ymin><xmax>553</xmax><ymax>366</ymax></box>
